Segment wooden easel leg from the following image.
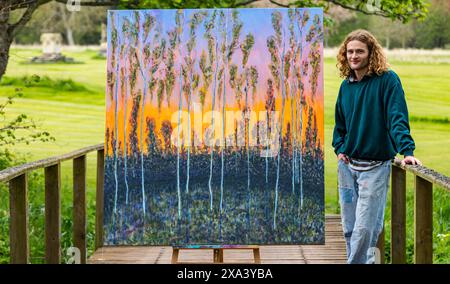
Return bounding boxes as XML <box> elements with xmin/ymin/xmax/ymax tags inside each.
<box><xmin>213</xmin><ymin>249</ymin><xmax>224</xmax><ymax>263</ymax></box>
<box><xmin>253</xmin><ymin>248</ymin><xmax>261</xmax><ymax>264</ymax></box>
<box><xmin>171</xmin><ymin>248</ymin><xmax>179</xmax><ymax>264</ymax></box>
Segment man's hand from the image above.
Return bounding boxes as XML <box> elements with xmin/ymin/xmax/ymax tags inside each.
<box><xmin>338</xmin><ymin>153</ymin><xmax>349</xmax><ymax>164</ymax></box>
<box><xmin>401</xmin><ymin>156</ymin><xmax>422</xmax><ymax>167</ymax></box>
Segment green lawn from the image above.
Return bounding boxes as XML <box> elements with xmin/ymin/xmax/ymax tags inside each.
<box><xmin>0</xmin><ymin>48</ymin><xmax>449</xmax><ymax>263</ymax></box>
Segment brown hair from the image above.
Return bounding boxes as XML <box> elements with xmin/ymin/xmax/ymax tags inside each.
<box><xmin>336</xmin><ymin>29</ymin><xmax>389</xmax><ymax>78</ymax></box>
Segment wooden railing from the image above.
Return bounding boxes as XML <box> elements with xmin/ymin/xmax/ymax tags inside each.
<box><xmin>1</xmin><ymin>144</ymin><xmax>449</xmax><ymax>264</ymax></box>
<box><xmin>0</xmin><ymin>144</ymin><xmax>104</xmax><ymax>264</ymax></box>
<box><xmin>375</xmin><ymin>159</ymin><xmax>450</xmax><ymax>264</ymax></box>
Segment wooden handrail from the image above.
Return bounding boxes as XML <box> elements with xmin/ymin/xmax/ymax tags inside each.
<box><xmin>0</xmin><ymin>144</ymin><xmax>104</xmax><ymax>183</ymax></box>
<box><xmin>2</xmin><ymin>145</ymin><xmax>449</xmax><ymax>264</ymax></box>
<box><xmin>0</xmin><ymin>143</ymin><xmax>104</xmax><ymax>264</ymax></box>
<box><xmin>392</xmin><ymin>158</ymin><xmax>450</xmax><ymax>191</ymax></box>
<box><xmin>386</xmin><ymin>158</ymin><xmax>449</xmax><ymax>264</ymax></box>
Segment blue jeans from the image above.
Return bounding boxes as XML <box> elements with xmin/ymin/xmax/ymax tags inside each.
<box><xmin>337</xmin><ymin>159</ymin><xmax>391</xmax><ymax>264</ymax></box>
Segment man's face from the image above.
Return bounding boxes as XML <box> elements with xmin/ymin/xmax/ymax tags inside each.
<box><xmin>346</xmin><ymin>40</ymin><xmax>369</xmax><ymax>72</ymax></box>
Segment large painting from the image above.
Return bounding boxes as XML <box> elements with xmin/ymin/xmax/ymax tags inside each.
<box><xmin>104</xmin><ymin>8</ymin><xmax>324</xmax><ymax>245</ymax></box>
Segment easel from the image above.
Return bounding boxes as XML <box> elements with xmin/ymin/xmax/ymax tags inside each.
<box><xmin>171</xmin><ymin>245</ymin><xmax>261</xmax><ymax>264</ymax></box>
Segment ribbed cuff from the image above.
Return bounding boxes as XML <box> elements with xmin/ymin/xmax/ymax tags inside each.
<box><xmin>403</xmin><ymin>150</ymin><xmax>414</xmax><ymax>157</ymax></box>
<box><xmin>334</xmin><ymin>144</ymin><xmax>344</xmax><ymax>156</ymax></box>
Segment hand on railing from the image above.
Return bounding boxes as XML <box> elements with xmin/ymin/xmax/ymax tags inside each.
<box><xmin>401</xmin><ymin>155</ymin><xmax>422</xmax><ymax>167</ymax></box>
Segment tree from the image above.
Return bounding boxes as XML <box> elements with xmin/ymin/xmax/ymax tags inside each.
<box><xmin>132</xmin><ymin>10</ymin><xmax>164</xmax><ymax>218</ymax></box>
<box><xmin>306</xmin><ymin>14</ymin><xmax>323</xmax><ymax>99</ymax></box>
<box><xmin>287</xmin><ymin>9</ymin><xmax>296</xmax><ymax>195</ymax></box>
<box><xmin>108</xmin><ymin>10</ymin><xmax>121</xmax><ymax>226</ymax></box>
<box><xmin>180</xmin><ymin>10</ymin><xmax>206</xmax><ymax>243</ymax></box>
<box><xmin>368</xmin><ymin>16</ymin><xmax>414</xmax><ymax>49</ymax></box>
<box><xmin>0</xmin><ymin>0</ymin><xmax>428</xmax><ymax>81</ymax></box>
<box><xmin>264</xmin><ymin>77</ymin><xmax>276</xmax><ymax>185</ymax></box>
<box><xmin>412</xmin><ymin>0</ymin><xmax>450</xmax><ymax>48</ymax></box>
<box><xmin>240</xmin><ymin>32</ymin><xmax>256</xmax><ymax>237</ymax></box>
<box><xmin>160</xmin><ymin>120</ymin><xmax>173</xmax><ymax>155</ymax></box>
<box><xmin>296</xmin><ymin>9</ymin><xmax>310</xmax><ymax>209</ymax></box>
<box><xmin>145</xmin><ymin>117</ymin><xmax>160</xmax><ymax>156</ymax></box>
<box><xmin>183</xmin><ymin>10</ymin><xmax>206</xmax><ymax>195</ymax></box>
<box><xmin>120</xmin><ymin>16</ymin><xmax>134</xmax><ymax>205</ymax></box>
<box><xmin>128</xmin><ymin>91</ymin><xmax>142</xmax><ymax>158</ymax></box>
<box><xmin>203</xmin><ymin>10</ymin><xmax>218</xmax><ymax>212</ymax></box>
<box><xmin>267</xmin><ymin>10</ymin><xmax>285</xmax><ymax>230</ymax></box>
<box><xmin>173</xmin><ymin>9</ymin><xmax>184</xmax><ymax>221</ymax></box>
<box><xmin>219</xmin><ymin>10</ymin><xmax>241</xmax><ymax>237</ymax></box>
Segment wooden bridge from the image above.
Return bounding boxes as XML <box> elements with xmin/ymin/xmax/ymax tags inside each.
<box><xmin>87</xmin><ymin>215</ymin><xmax>347</xmax><ymax>264</ymax></box>
<box><xmin>1</xmin><ymin>144</ymin><xmax>449</xmax><ymax>264</ymax></box>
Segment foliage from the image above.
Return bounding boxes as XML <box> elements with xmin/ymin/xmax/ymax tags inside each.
<box><xmin>0</xmin><ymin>76</ymin><xmax>57</xmax><ymax>263</ymax></box>
<box><xmin>325</xmin><ymin>0</ymin><xmax>449</xmax><ymax>48</ymax></box>
<box><xmin>0</xmin><ymin>168</ymin><xmax>97</xmax><ymax>264</ymax></box>
<box><xmin>0</xmin><ymin>75</ymin><xmax>89</xmax><ymax>92</ymax></box>
<box><xmin>0</xmin><ymin>82</ymin><xmax>55</xmax><ymax>147</ymax></box>
<box><xmin>411</xmin><ymin>0</ymin><xmax>450</xmax><ymax>48</ymax></box>
<box><xmin>0</xmin><ymin>150</ymin><xmax>25</xmax><ymax>263</ymax></box>
<box><xmin>118</xmin><ymin>0</ymin><xmax>427</xmax><ymax>23</ymax></box>
<box><xmin>11</xmin><ymin>1</ymin><xmax>108</xmax><ymax>45</ymax></box>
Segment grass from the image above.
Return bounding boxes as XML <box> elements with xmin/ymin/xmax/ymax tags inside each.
<box><xmin>0</xmin><ymin>48</ymin><xmax>449</xmax><ymax>263</ymax></box>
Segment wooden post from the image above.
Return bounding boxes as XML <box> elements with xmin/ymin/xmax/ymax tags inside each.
<box><xmin>9</xmin><ymin>173</ymin><xmax>29</xmax><ymax>264</ymax></box>
<box><xmin>391</xmin><ymin>166</ymin><xmax>406</xmax><ymax>264</ymax></box>
<box><xmin>414</xmin><ymin>176</ymin><xmax>433</xmax><ymax>264</ymax></box>
<box><xmin>376</xmin><ymin>228</ymin><xmax>385</xmax><ymax>264</ymax></box>
<box><xmin>95</xmin><ymin>149</ymin><xmax>105</xmax><ymax>250</ymax></box>
<box><xmin>171</xmin><ymin>245</ymin><xmax>260</xmax><ymax>264</ymax></box>
<box><xmin>45</xmin><ymin>164</ymin><xmax>61</xmax><ymax>264</ymax></box>
<box><xmin>73</xmin><ymin>155</ymin><xmax>87</xmax><ymax>264</ymax></box>
<box><xmin>171</xmin><ymin>248</ymin><xmax>179</xmax><ymax>264</ymax></box>
<box><xmin>253</xmin><ymin>247</ymin><xmax>261</xmax><ymax>264</ymax></box>
<box><xmin>213</xmin><ymin>249</ymin><xmax>222</xmax><ymax>263</ymax></box>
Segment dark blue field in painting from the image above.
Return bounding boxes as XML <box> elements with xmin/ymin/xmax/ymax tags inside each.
<box><xmin>103</xmin><ymin>148</ymin><xmax>324</xmax><ymax>245</ymax></box>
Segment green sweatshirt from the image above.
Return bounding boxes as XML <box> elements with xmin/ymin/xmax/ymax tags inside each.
<box><xmin>332</xmin><ymin>70</ymin><xmax>415</xmax><ymax>161</ymax></box>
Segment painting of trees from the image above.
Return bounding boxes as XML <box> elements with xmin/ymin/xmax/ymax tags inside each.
<box><xmin>104</xmin><ymin>8</ymin><xmax>324</xmax><ymax>246</ymax></box>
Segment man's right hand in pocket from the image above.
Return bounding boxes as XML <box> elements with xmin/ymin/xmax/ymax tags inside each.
<box><xmin>338</xmin><ymin>153</ymin><xmax>349</xmax><ymax>164</ymax></box>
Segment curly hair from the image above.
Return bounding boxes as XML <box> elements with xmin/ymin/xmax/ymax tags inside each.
<box><xmin>336</xmin><ymin>29</ymin><xmax>389</xmax><ymax>78</ymax></box>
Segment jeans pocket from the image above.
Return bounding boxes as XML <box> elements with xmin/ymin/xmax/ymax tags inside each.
<box><xmin>373</xmin><ymin>162</ymin><xmax>391</xmax><ymax>187</ymax></box>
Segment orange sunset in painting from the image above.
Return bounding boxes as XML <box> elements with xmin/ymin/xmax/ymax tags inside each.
<box><xmin>103</xmin><ymin>8</ymin><xmax>324</xmax><ymax>246</ymax></box>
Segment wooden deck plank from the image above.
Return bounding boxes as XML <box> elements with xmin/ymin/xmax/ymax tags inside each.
<box><xmin>89</xmin><ymin>215</ymin><xmax>347</xmax><ymax>264</ymax></box>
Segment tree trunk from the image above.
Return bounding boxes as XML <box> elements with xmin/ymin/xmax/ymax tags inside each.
<box><xmin>0</xmin><ymin>12</ymin><xmax>12</xmax><ymax>82</ymax></box>
<box><xmin>66</xmin><ymin>28</ymin><xmax>75</xmax><ymax>46</ymax></box>
<box><xmin>0</xmin><ymin>2</ymin><xmax>40</xmax><ymax>81</ymax></box>
<box><xmin>59</xmin><ymin>4</ymin><xmax>75</xmax><ymax>46</ymax></box>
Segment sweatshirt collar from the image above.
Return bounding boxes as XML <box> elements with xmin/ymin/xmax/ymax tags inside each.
<box><xmin>348</xmin><ymin>73</ymin><xmax>372</xmax><ymax>83</ymax></box>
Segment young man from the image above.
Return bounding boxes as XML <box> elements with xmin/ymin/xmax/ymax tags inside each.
<box><xmin>332</xmin><ymin>29</ymin><xmax>421</xmax><ymax>264</ymax></box>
